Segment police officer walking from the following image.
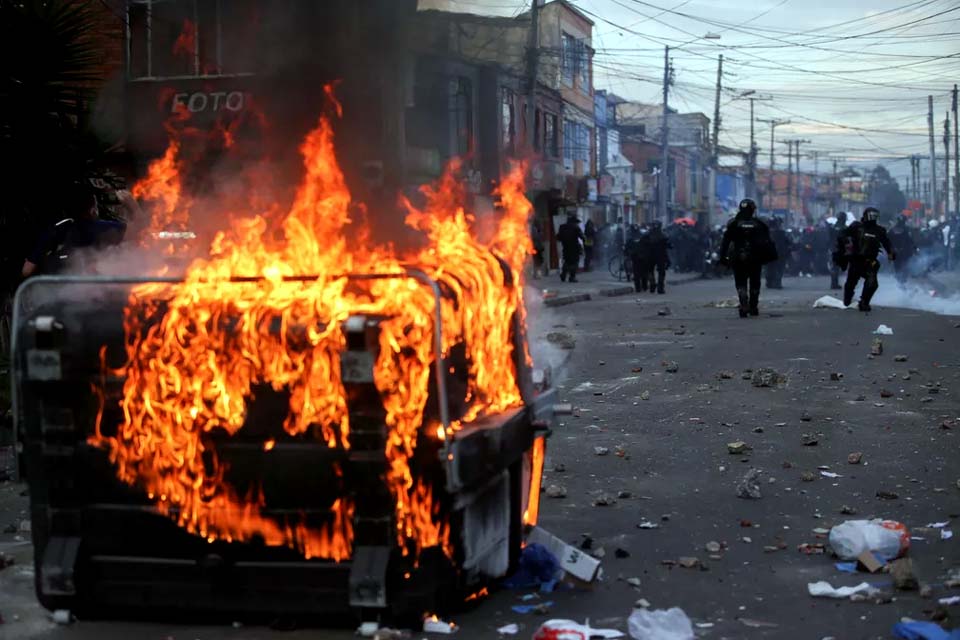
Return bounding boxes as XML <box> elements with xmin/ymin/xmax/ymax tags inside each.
<box><xmin>557</xmin><ymin>213</ymin><xmax>585</xmax><ymax>283</ymax></box>
<box><xmin>648</xmin><ymin>220</ymin><xmax>672</xmax><ymax>294</ymax></box>
<box><xmin>888</xmin><ymin>215</ymin><xmax>916</xmax><ymax>285</ymax></box>
<box><xmin>719</xmin><ymin>198</ymin><xmax>777</xmax><ymax>318</ymax></box>
<box><xmin>625</xmin><ymin>224</ymin><xmax>653</xmax><ymax>293</ymax></box>
<box><xmin>835</xmin><ymin>207</ymin><xmax>896</xmax><ymax>312</ymax></box>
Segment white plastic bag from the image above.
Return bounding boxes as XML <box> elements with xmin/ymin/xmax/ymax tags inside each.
<box><xmin>828</xmin><ymin>519</ymin><xmax>910</xmax><ymax>561</ymax></box>
<box><xmin>873</xmin><ymin>324</ymin><xmax>894</xmax><ymax>335</ymax></box>
<box><xmin>628</xmin><ymin>608</ymin><xmax>694</xmax><ymax>640</ymax></box>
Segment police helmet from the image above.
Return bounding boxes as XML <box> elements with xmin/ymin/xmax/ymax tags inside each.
<box><xmin>862</xmin><ymin>207</ymin><xmax>880</xmax><ymax>223</ymax></box>
<box><xmin>738</xmin><ymin>198</ymin><xmax>757</xmax><ymax>217</ymax></box>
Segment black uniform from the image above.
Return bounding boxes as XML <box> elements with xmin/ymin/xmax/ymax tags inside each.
<box><xmin>720</xmin><ymin>201</ymin><xmax>776</xmax><ymax>317</ymax></box>
<box><xmin>888</xmin><ymin>219</ymin><xmax>916</xmax><ymax>284</ymax></box>
<box><xmin>765</xmin><ymin>220</ymin><xmax>791</xmax><ymax>289</ymax></box>
<box><xmin>828</xmin><ymin>217</ymin><xmax>847</xmax><ymax>289</ymax></box>
<box><xmin>648</xmin><ymin>224</ymin><xmax>672</xmax><ymax>294</ymax></box>
<box><xmin>625</xmin><ymin>228</ymin><xmax>653</xmax><ymax>293</ymax></box>
<box><xmin>583</xmin><ymin>219</ymin><xmax>597</xmax><ymax>271</ymax></box>
<box><xmin>557</xmin><ymin>218</ymin><xmax>584</xmax><ymax>283</ymax></box>
<box><xmin>836</xmin><ymin>216</ymin><xmax>894</xmax><ymax>311</ymax></box>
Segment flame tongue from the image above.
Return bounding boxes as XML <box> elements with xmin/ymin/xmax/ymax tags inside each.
<box><xmin>92</xmin><ymin>102</ymin><xmax>532</xmax><ymax>561</ymax></box>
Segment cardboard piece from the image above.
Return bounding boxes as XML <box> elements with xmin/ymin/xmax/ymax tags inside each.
<box><xmin>527</xmin><ymin>527</ymin><xmax>602</xmax><ymax>583</ymax></box>
<box><xmin>857</xmin><ymin>550</ymin><xmax>885</xmax><ymax>573</ymax></box>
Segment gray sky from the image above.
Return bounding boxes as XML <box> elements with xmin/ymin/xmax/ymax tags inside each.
<box><xmin>422</xmin><ymin>0</ymin><xmax>960</xmax><ymax>192</ymax></box>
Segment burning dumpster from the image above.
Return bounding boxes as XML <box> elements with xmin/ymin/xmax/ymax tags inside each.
<box><xmin>11</xmin><ymin>104</ymin><xmax>554</xmax><ymax>622</ymax></box>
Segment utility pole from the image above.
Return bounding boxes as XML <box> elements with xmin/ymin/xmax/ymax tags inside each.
<box><xmin>759</xmin><ymin>118</ymin><xmax>790</xmax><ymax>209</ymax></box>
<box><xmin>525</xmin><ymin>0</ymin><xmax>540</xmax><ymax>155</ymax></box>
<box><xmin>953</xmin><ymin>84</ymin><xmax>959</xmax><ymax>217</ymax></box>
<box><xmin>748</xmin><ymin>98</ymin><xmax>756</xmax><ymax>200</ymax></box>
<box><xmin>659</xmin><ymin>46</ymin><xmax>671</xmax><ymax>223</ymax></box>
<box><xmin>783</xmin><ymin>140</ymin><xmax>794</xmax><ymax>215</ymax></box>
<box><xmin>832</xmin><ymin>159</ymin><xmax>839</xmax><ymax>215</ymax></box>
<box><xmin>929</xmin><ymin>95</ymin><xmax>939</xmax><ymax>217</ymax></box>
<box><xmin>708</xmin><ymin>54</ymin><xmax>722</xmax><ymax>227</ymax></box>
<box><xmin>794</xmin><ymin>139</ymin><xmax>810</xmax><ymax>220</ymax></box>
<box><xmin>945</xmin><ymin>114</ymin><xmax>952</xmax><ymax>218</ymax></box>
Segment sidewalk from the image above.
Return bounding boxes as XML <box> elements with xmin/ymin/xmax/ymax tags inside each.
<box><xmin>535</xmin><ymin>268</ymin><xmax>703</xmax><ymax>307</ymax></box>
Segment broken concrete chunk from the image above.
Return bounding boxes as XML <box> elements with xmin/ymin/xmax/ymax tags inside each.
<box><xmin>545</xmin><ymin>484</ymin><xmax>567</xmax><ymax>499</ymax></box>
<box><xmin>847</xmin><ymin>452</ymin><xmax>863</xmax><ymax>465</ymax></box>
<box><xmin>663</xmin><ymin>360</ymin><xmax>679</xmax><ymax>373</ymax></box>
<box><xmin>677</xmin><ymin>557</ymin><xmax>700</xmax><ymax>569</ymax></box>
<box><xmin>890</xmin><ymin>558</ymin><xmax>919</xmax><ymax>591</ymax></box>
<box><xmin>736</xmin><ymin>468</ymin><xmax>763</xmax><ymax>499</ymax></box>
<box><xmin>592</xmin><ymin>494</ymin><xmax>615</xmax><ymax>507</ymax></box>
<box><xmin>752</xmin><ymin>368</ymin><xmax>787</xmax><ymax>388</ymax></box>
<box><xmin>894</xmin><ymin>355</ymin><xmax>909</xmax><ymax>362</ymax></box>
<box><xmin>800</xmin><ymin>471</ymin><xmax>817</xmax><ymax>482</ymax></box>
<box><xmin>830</xmin><ymin>372</ymin><xmax>844</xmax><ymax>381</ymax></box>
<box><xmin>871</xmin><ymin>338</ymin><xmax>883</xmax><ymax>356</ymax></box>
<box><xmin>705</xmin><ymin>541</ymin><xmax>722</xmax><ymax>553</ymax></box>
<box><xmin>594</xmin><ymin>446</ymin><xmax>610</xmax><ymax>456</ymax></box>
<box><xmin>801</xmin><ymin>433</ymin><xmax>819</xmax><ymax>446</ymax></box>
<box><xmin>727</xmin><ymin>441</ymin><xmax>750</xmax><ymax>454</ymax></box>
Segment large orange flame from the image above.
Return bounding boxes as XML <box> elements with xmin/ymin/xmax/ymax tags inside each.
<box><xmin>90</xmin><ymin>100</ymin><xmax>533</xmax><ymax>562</ymax></box>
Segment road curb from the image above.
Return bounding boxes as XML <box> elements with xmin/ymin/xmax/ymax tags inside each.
<box><xmin>597</xmin><ymin>286</ymin><xmax>635</xmax><ymax>297</ymax></box>
<box><xmin>544</xmin><ymin>293</ymin><xmax>591</xmax><ymax>308</ymax></box>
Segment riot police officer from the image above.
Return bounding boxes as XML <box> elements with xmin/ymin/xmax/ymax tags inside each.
<box><xmin>835</xmin><ymin>207</ymin><xmax>895</xmax><ymax>312</ymax></box>
<box><xmin>888</xmin><ymin>215</ymin><xmax>916</xmax><ymax>284</ymax></box>
<box><xmin>625</xmin><ymin>224</ymin><xmax>653</xmax><ymax>293</ymax></box>
<box><xmin>648</xmin><ymin>220</ymin><xmax>672</xmax><ymax>294</ymax></box>
<box><xmin>557</xmin><ymin>213</ymin><xmax>585</xmax><ymax>283</ymax></box>
<box><xmin>719</xmin><ymin>198</ymin><xmax>777</xmax><ymax>318</ymax></box>
<box><xmin>765</xmin><ymin>217</ymin><xmax>791</xmax><ymax>289</ymax></box>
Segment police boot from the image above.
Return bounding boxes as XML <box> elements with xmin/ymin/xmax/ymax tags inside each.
<box><xmin>737</xmin><ymin>287</ymin><xmax>750</xmax><ymax>318</ymax></box>
<box><xmin>749</xmin><ymin>288</ymin><xmax>761</xmax><ymax>316</ymax></box>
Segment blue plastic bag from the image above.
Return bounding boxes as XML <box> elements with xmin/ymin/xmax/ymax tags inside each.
<box><xmin>503</xmin><ymin>543</ymin><xmax>563</xmax><ymax>590</ymax></box>
<box><xmin>892</xmin><ymin>621</ymin><xmax>960</xmax><ymax>640</ymax></box>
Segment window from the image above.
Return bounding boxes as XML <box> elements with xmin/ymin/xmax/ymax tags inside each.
<box><xmin>561</xmin><ymin>33</ymin><xmax>576</xmax><ymax>86</ymax></box>
<box><xmin>128</xmin><ymin>0</ymin><xmax>258</xmax><ymax>79</ymax></box>
<box><xmin>449</xmin><ymin>77</ymin><xmax>473</xmax><ymax>157</ymax></box>
<box><xmin>501</xmin><ymin>89</ymin><xmax>516</xmax><ymax>151</ymax></box>
<box><xmin>561</xmin><ymin>32</ymin><xmax>592</xmax><ymax>93</ymax></box>
<box><xmin>545</xmin><ymin>113</ymin><xmax>558</xmax><ymax>158</ymax></box>
<box><xmin>578</xmin><ymin>45</ymin><xmax>591</xmax><ymax>94</ymax></box>
<box><xmin>563</xmin><ymin>119</ymin><xmax>590</xmax><ymax>169</ymax></box>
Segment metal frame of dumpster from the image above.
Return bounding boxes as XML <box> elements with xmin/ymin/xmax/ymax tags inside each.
<box><xmin>11</xmin><ymin>273</ymin><xmax>554</xmax><ymax>620</ymax></box>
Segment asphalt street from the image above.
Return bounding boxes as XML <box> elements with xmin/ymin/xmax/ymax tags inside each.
<box><xmin>2</xmin><ymin>274</ymin><xmax>959</xmax><ymax>640</ymax></box>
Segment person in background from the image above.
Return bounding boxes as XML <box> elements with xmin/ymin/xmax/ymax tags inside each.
<box><xmin>557</xmin><ymin>213</ymin><xmax>584</xmax><ymax>283</ymax></box>
<box><xmin>648</xmin><ymin>220</ymin><xmax>671</xmax><ymax>294</ymax></box>
<box><xmin>22</xmin><ymin>186</ymin><xmax>126</xmax><ymax>278</ymax></box>
<box><xmin>625</xmin><ymin>224</ymin><xmax>653</xmax><ymax>293</ymax></box>
<box><xmin>764</xmin><ymin>217</ymin><xmax>791</xmax><ymax>289</ymax></box>
<box><xmin>836</xmin><ymin>207</ymin><xmax>895</xmax><ymax>312</ymax></box>
<box><xmin>719</xmin><ymin>198</ymin><xmax>776</xmax><ymax>318</ymax></box>
<box><xmin>583</xmin><ymin>219</ymin><xmax>596</xmax><ymax>271</ymax></box>
<box><xmin>828</xmin><ymin>214</ymin><xmax>848</xmax><ymax>290</ymax></box>
<box><xmin>888</xmin><ymin>215</ymin><xmax>916</xmax><ymax>285</ymax></box>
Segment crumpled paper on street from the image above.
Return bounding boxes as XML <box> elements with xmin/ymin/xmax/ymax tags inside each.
<box><xmin>813</xmin><ymin>296</ymin><xmax>849</xmax><ymax>310</ymax></box>
<box><xmin>807</xmin><ymin>580</ymin><xmax>874</xmax><ymax>598</ymax></box>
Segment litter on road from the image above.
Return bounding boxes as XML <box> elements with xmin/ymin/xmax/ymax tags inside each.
<box><xmin>807</xmin><ymin>581</ymin><xmax>875</xmax><ymax>599</ymax></box>
<box><xmin>627</xmin><ymin>607</ymin><xmax>695</xmax><ymax>640</ymax></box>
<box><xmin>533</xmin><ymin>620</ymin><xmax>624</xmax><ymax>640</ymax></box>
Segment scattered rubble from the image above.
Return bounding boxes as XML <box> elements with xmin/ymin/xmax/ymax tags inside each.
<box><xmin>751</xmin><ymin>368</ymin><xmax>787</xmax><ymax>388</ymax></box>
<box><xmin>727</xmin><ymin>441</ymin><xmax>750</xmax><ymax>454</ymax></box>
<box><xmin>736</xmin><ymin>468</ymin><xmax>763</xmax><ymax>499</ymax></box>
<box><xmin>545</xmin><ymin>485</ymin><xmax>567</xmax><ymax>499</ymax></box>
<box><xmin>890</xmin><ymin>558</ymin><xmax>919</xmax><ymax>591</ymax></box>
<box><xmin>801</xmin><ymin>433</ymin><xmax>819</xmax><ymax>446</ymax></box>
<box><xmin>847</xmin><ymin>452</ymin><xmax>863</xmax><ymax>465</ymax></box>
<box><xmin>546</xmin><ymin>332</ymin><xmax>576</xmax><ymax>350</ymax></box>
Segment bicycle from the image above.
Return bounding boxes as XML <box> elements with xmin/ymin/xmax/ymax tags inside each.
<box><xmin>608</xmin><ymin>253</ymin><xmax>633</xmax><ymax>282</ymax></box>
